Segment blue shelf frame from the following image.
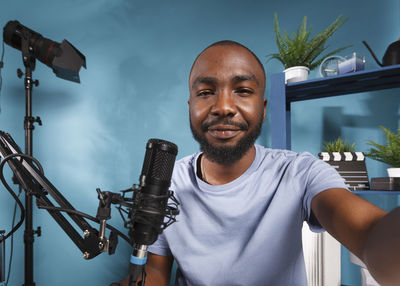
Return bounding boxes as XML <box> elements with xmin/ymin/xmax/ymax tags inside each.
<box><xmin>270</xmin><ymin>64</ymin><xmax>400</xmax><ymax>150</ymax></box>
<box><xmin>352</xmin><ymin>190</ymin><xmax>400</xmax><ymax>195</ymax></box>
<box><xmin>269</xmin><ymin>65</ymin><xmax>400</xmax><ymax>195</ymax></box>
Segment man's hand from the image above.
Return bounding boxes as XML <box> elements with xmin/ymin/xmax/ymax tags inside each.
<box><xmin>311</xmin><ymin>188</ymin><xmax>400</xmax><ymax>285</ymax></box>
<box><xmin>117</xmin><ymin>253</ymin><xmax>173</xmax><ymax>286</ymax></box>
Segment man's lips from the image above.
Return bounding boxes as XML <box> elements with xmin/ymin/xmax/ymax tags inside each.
<box><xmin>207</xmin><ymin>124</ymin><xmax>242</xmax><ymax>139</ymax></box>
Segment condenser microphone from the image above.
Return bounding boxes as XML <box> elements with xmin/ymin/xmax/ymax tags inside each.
<box><xmin>128</xmin><ymin>139</ymin><xmax>178</xmax><ymax>285</ymax></box>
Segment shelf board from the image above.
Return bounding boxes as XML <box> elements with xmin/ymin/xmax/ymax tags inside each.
<box><xmin>286</xmin><ymin>64</ymin><xmax>400</xmax><ymax>102</ymax></box>
<box><xmin>352</xmin><ymin>190</ymin><xmax>400</xmax><ymax>195</ymax></box>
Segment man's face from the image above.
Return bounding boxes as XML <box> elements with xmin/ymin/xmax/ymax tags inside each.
<box><xmin>188</xmin><ymin>45</ymin><xmax>267</xmax><ymax>165</ymax></box>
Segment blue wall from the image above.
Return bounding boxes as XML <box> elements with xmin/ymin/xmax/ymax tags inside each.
<box><xmin>0</xmin><ymin>0</ymin><xmax>399</xmax><ymax>285</ymax></box>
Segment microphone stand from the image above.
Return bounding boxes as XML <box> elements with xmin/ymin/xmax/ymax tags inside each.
<box><xmin>0</xmin><ymin>131</ymin><xmax>123</xmax><ymax>265</ymax></box>
<box><xmin>19</xmin><ymin>32</ymin><xmax>42</xmax><ymax>286</ymax></box>
<box><xmin>0</xmin><ymin>131</ymin><xmax>180</xmax><ymax>286</ymax></box>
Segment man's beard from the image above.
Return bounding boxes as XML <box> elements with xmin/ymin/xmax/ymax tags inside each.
<box><xmin>190</xmin><ymin>116</ymin><xmax>263</xmax><ymax>165</ymax></box>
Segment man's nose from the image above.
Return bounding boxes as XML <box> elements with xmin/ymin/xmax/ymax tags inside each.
<box><xmin>210</xmin><ymin>90</ymin><xmax>236</xmax><ymax>117</ymax></box>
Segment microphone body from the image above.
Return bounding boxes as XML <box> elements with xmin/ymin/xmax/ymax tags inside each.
<box><xmin>129</xmin><ymin>139</ymin><xmax>178</xmax><ymax>285</ymax></box>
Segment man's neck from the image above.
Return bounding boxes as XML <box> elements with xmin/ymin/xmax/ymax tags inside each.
<box><xmin>200</xmin><ymin>145</ymin><xmax>256</xmax><ymax>185</ymax></box>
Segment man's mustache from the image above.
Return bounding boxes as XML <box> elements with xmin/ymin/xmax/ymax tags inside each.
<box><xmin>201</xmin><ymin>119</ymin><xmax>248</xmax><ymax>132</ymax></box>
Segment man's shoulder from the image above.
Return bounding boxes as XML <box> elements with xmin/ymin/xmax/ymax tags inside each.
<box><xmin>255</xmin><ymin>144</ymin><xmax>294</xmax><ymax>156</ymax></box>
<box><xmin>255</xmin><ymin>144</ymin><xmax>318</xmax><ymax>165</ymax></box>
<box><xmin>172</xmin><ymin>152</ymin><xmax>199</xmax><ymax>175</ymax></box>
<box><xmin>255</xmin><ymin>144</ymin><xmax>303</xmax><ymax>158</ymax></box>
<box><xmin>175</xmin><ymin>152</ymin><xmax>198</xmax><ymax>166</ymax></box>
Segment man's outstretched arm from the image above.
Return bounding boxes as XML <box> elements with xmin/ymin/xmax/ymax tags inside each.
<box><xmin>311</xmin><ymin>188</ymin><xmax>400</xmax><ymax>285</ymax></box>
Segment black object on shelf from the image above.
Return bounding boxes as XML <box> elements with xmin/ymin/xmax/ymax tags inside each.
<box><xmin>318</xmin><ymin>152</ymin><xmax>369</xmax><ymax>191</ymax></box>
<box><xmin>370</xmin><ymin>177</ymin><xmax>400</xmax><ymax>191</ymax></box>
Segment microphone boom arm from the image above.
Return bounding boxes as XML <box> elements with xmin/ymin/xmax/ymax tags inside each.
<box><xmin>0</xmin><ymin>131</ymin><xmax>180</xmax><ymax>286</ymax></box>
<box><xmin>0</xmin><ymin>131</ymin><xmax>122</xmax><ymax>259</ymax></box>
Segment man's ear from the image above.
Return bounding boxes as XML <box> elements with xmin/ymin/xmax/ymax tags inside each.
<box><xmin>262</xmin><ymin>99</ymin><xmax>267</xmax><ymax>122</ymax></box>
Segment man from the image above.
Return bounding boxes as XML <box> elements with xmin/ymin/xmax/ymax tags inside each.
<box><xmin>121</xmin><ymin>41</ymin><xmax>400</xmax><ymax>285</ymax></box>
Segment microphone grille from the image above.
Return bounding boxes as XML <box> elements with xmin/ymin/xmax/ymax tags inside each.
<box><xmin>141</xmin><ymin>139</ymin><xmax>178</xmax><ymax>185</ymax></box>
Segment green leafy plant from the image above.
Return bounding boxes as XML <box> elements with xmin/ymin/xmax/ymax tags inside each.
<box><xmin>365</xmin><ymin>126</ymin><xmax>400</xmax><ymax>168</ymax></box>
<box><xmin>322</xmin><ymin>137</ymin><xmax>356</xmax><ymax>152</ymax></box>
<box><xmin>268</xmin><ymin>13</ymin><xmax>350</xmax><ymax>70</ymax></box>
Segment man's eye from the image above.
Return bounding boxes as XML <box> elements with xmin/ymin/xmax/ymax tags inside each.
<box><xmin>236</xmin><ymin>88</ymin><xmax>254</xmax><ymax>95</ymax></box>
<box><xmin>197</xmin><ymin>90</ymin><xmax>214</xmax><ymax>97</ymax></box>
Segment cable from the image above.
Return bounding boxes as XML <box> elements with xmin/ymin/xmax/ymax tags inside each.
<box><xmin>0</xmin><ymin>153</ymin><xmax>33</xmax><ymax>286</ymax></box>
<box><xmin>0</xmin><ymin>40</ymin><xmax>4</xmax><ymax>113</ymax></box>
<box><xmin>0</xmin><ymin>157</ymin><xmax>26</xmax><ymax>242</ymax></box>
<box><xmin>0</xmin><ymin>152</ymin><xmax>44</xmax><ymax>241</ymax></box>
<box><xmin>5</xmin><ymin>186</ymin><xmax>21</xmax><ymax>286</ymax></box>
<box><xmin>0</xmin><ymin>152</ymin><xmax>44</xmax><ymax>176</ymax></box>
<box><xmin>36</xmin><ymin>204</ymin><xmax>131</xmax><ymax>244</ymax></box>
<box><xmin>0</xmin><ymin>152</ymin><xmax>131</xmax><ymax>256</ymax></box>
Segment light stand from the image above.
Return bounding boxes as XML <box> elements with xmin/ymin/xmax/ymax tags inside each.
<box><xmin>19</xmin><ymin>31</ymin><xmax>42</xmax><ymax>286</ymax></box>
<box><xmin>3</xmin><ymin>19</ymin><xmax>86</xmax><ymax>285</ymax></box>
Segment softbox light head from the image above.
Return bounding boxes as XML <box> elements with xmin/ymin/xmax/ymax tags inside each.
<box><xmin>3</xmin><ymin>20</ymin><xmax>86</xmax><ymax>83</ymax></box>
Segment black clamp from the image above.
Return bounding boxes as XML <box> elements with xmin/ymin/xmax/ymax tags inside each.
<box><xmin>34</xmin><ymin>226</ymin><xmax>41</xmax><ymax>237</ymax></box>
<box><xmin>17</xmin><ymin>68</ymin><xmax>39</xmax><ymax>86</ymax></box>
<box><xmin>23</xmin><ymin>226</ymin><xmax>41</xmax><ymax>244</ymax></box>
<box><xmin>95</xmin><ymin>189</ymin><xmax>122</xmax><ymax>255</ymax></box>
<box><xmin>24</xmin><ymin>116</ymin><xmax>42</xmax><ymax>131</ymax></box>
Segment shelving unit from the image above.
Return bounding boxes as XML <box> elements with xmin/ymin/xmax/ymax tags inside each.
<box><xmin>269</xmin><ymin>64</ymin><xmax>400</xmax><ymax>193</ymax></box>
<box><xmin>353</xmin><ymin>190</ymin><xmax>400</xmax><ymax>195</ymax></box>
<box><xmin>269</xmin><ymin>65</ymin><xmax>400</xmax><ymax>286</ymax></box>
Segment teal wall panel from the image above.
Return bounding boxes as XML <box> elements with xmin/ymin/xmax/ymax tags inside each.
<box><xmin>0</xmin><ymin>0</ymin><xmax>399</xmax><ymax>285</ymax></box>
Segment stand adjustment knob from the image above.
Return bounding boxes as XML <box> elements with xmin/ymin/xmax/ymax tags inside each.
<box><xmin>17</xmin><ymin>68</ymin><xmax>39</xmax><ymax>86</ymax></box>
<box><xmin>35</xmin><ymin>116</ymin><xmax>42</xmax><ymax>126</ymax></box>
<box><xmin>34</xmin><ymin>226</ymin><xmax>41</xmax><ymax>237</ymax></box>
<box><xmin>17</xmin><ymin>68</ymin><xmax>23</xmax><ymax>78</ymax></box>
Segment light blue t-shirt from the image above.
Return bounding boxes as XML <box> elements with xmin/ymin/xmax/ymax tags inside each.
<box><xmin>148</xmin><ymin>145</ymin><xmax>347</xmax><ymax>286</ymax></box>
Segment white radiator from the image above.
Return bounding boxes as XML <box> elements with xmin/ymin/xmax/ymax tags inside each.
<box><xmin>302</xmin><ymin>223</ymin><xmax>341</xmax><ymax>286</ymax></box>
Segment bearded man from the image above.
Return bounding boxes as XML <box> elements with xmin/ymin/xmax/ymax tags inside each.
<box><xmin>118</xmin><ymin>41</ymin><xmax>400</xmax><ymax>286</ymax></box>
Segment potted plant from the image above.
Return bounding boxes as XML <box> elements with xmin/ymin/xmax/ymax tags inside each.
<box><xmin>268</xmin><ymin>13</ymin><xmax>350</xmax><ymax>83</ymax></box>
<box><xmin>318</xmin><ymin>137</ymin><xmax>369</xmax><ymax>190</ymax></box>
<box><xmin>366</xmin><ymin>126</ymin><xmax>400</xmax><ymax>177</ymax></box>
<box><xmin>322</xmin><ymin>137</ymin><xmax>356</xmax><ymax>153</ymax></box>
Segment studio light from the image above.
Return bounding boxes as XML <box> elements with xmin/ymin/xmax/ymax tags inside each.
<box><xmin>3</xmin><ymin>20</ymin><xmax>86</xmax><ymax>83</ymax></box>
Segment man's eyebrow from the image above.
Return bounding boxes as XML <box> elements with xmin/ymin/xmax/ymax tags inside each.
<box><xmin>191</xmin><ymin>77</ymin><xmax>217</xmax><ymax>89</ymax></box>
<box><xmin>232</xmin><ymin>74</ymin><xmax>260</xmax><ymax>86</ymax></box>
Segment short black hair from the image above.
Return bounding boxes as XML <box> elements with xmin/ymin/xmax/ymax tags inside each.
<box><xmin>189</xmin><ymin>40</ymin><xmax>266</xmax><ymax>79</ymax></box>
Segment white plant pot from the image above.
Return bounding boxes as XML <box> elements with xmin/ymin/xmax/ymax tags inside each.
<box><xmin>387</xmin><ymin>168</ymin><xmax>400</xmax><ymax>177</ymax></box>
<box><xmin>284</xmin><ymin>66</ymin><xmax>310</xmax><ymax>84</ymax></box>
